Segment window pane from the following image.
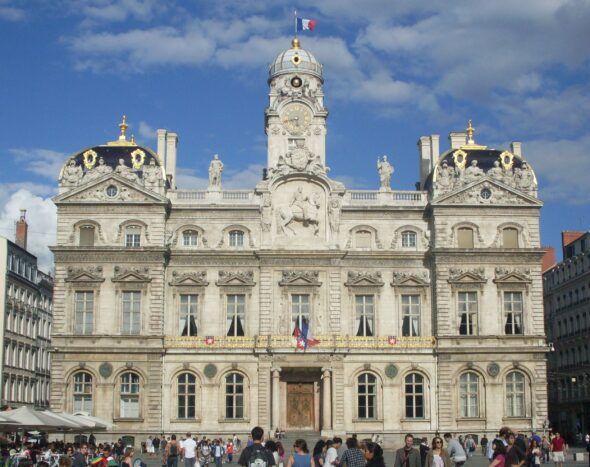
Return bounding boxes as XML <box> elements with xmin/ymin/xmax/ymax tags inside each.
<box><xmin>180</xmin><ymin>294</ymin><xmax>198</xmax><ymax>336</ymax></box>
<box><xmin>402</xmin><ymin>295</ymin><xmax>420</xmax><ymax>336</ymax></box>
<box><xmin>502</xmin><ymin>228</ymin><xmax>519</xmax><ymax>248</ymax></box>
<box><xmin>74</xmin><ymin>291</ymin><xmax>94</xmax><ymax>335</ymax></box>
<box><xmin>79</xmin><ymin>226</ymin><xmax>95</xmax><ymax>247</ymax></box>
<box><xmin>227</xmin><ymin>294</ymin><xmax>246</xmax><ymax>336</ymax></box>
<box><xmin>292</xmin><ymin>294</ymin><xmax>310</xmax><ymax>333</ymax></box>
<box><xmin>122</xmin><ymin>292</ymin><xmax>141</xmax><ymax>334</ymax></box>
<box><xmin>356</xmin><ymin>231</ymin><xmax>371</xmax><ymax>249</ymax></box>
<box><xmin>355</xmin><ymin>295</ymin><xmax>374</xmax><ymax>336</ymax></box>
<box><xmin>458</xmin><ymin>228</ymin><xmax>474</xmax><ymax>248</ymax></box>
<box><xmin>504</xmin><ymin>292</ymin><xmax>523</xmax><ymax>335</ymax></box>
<box><xmin>459</xmin><ymin>372</ymin><xmax>479</xmax><ymax>417</ymax></box>
<box><xmin>229</xmin><ymin>230</ymin><xmax>244</xmax><ymax>247</ymax></box>
<box><xmin>402</xmin><ymin>231</ymin><xmax>417</xmax><ymax>248</ymax></box>
<box><xmin>183</xmin><ymin>231</ymin><xmax>198</xmax><ymax>246</ymax></box>
<box><xmin>458</xmin><ymin>292</ymin><xmax>478</xmax><ymax>335</ymax></box>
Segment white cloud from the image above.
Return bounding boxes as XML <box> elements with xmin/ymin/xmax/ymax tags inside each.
<box><xmin>10</xmin><ymin>148</ymin><xmax>67</xmax><ymax>181</ymax></box>
<box><xmin>72</xmin><ymin>0</ymin><xmax>163</xmax><ymax>24</ymax></box>
<box><xmin>525</xmin><ymin>133</ymin><xmax>590</xmax><ymax>205</ymax></box>
<box><xmin>0</xmin><ymin>0</ymin><xmax>25</xmax><ymax>21</ymax></box>
<box><xmin>0</xmin><ymin>188</ymin><xmax>57</xmax><ymax>272</ymax></box>
<box><xmin>137</xmin><ymin>121</ymin><xmax>155</xmax><ymax>142</ymax></box>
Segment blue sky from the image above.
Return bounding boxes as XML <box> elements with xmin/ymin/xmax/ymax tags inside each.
<box><xmin>0</xmin><ymin>0</ymin><xmax>589</xmax><ymax>270</ymax></box>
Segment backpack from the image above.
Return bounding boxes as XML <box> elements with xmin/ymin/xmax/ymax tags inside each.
<box><xmin>169</xmin><ymin>443</ymin><xmax>178</xmax><ymax>457</ymax></box>
<box><xmin>248</xmin><ymin>445</ymin><xmax>268</xmax><ymax>467</ymax></box>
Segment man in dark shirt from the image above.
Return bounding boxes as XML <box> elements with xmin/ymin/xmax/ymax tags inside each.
<box><xmin>237</xmin><ymin>427</ymin><xmax>275</xmax><ymax>467</ymax></box>
<box><xmin>506</xmin><ymin>433</ymin><xmax>526</xmax><ymax>467</ymax></box>
<box><xmin>339</xmin><ymin>438</ymin><xmax>365</xmax><ymax>467</ymax></box>
<box><xmin>72</xmin><ymin>444</ymin><xmax>88</xmax><ymax>467</ymax></box>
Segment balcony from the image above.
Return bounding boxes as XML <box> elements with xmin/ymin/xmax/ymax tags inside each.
<box><xmin>164</xmin><ymin>335</ymin><xmax>436</xmax><ymax>351</ymax></box>
<box><xmin>345</xmin><ymin>190</ymin><xmax>428</xmax><ymax>207</ymax></box>
<box><xmin>169</xmin><ymin>190</ymin><xmax>255</xmax><ymax>205</ymax></box>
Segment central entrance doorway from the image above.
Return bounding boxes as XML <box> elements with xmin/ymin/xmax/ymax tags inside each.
<box><xmin>280</xmin><ymin>368</ymin><xmax>322</xmax><ymax>431</ymax></box>
<box><xmin>287</xmin><ymin>383</ymin><xmax>314</xmax><ymax>429</ymax></box>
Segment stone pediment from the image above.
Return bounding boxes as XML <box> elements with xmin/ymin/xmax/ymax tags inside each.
<box><xmin>432</xmin><ymin>178</ymin><xmax>542</xmax><ymax>207</ymax></box>
<box><xmin>53</xmin><ymin>173</ymin><xmax>168</xmax><ymax>204</ymax></box>
<box><xmin>111</xmin><ymin>266</ymin><xmax>151</xmax><ymax>283</ymax></box>
<box><xmin>216</xmin><ymin>270</ymin><xmax>255</xmax><ymax>287</ymax></box>
<box><xmin>448</xmin><ymin>267</ymin><xmax>487</xmax><ymax>284</ymax></box>
<box><xmin>493</xmin><ymin>267</ymin><xmax>531</xmax><ymax>284</ymax></box>
<box><xmin>65</xmin><ymin>266</ymin><xmax>104</xmax><ymax>283</ymax></box>
<box><xmin>169</xmin><ymin>271</ymin><xmax>208</xmax><ymax>287</ymax></box>
<box><xmin>345</xmin><ymin>271</ymin><xmax>384</xmax><ymax>288</ymax></box>
<box><xmin>391</xmin><ymin>271</ymin><xmax>430</xmax><ymax>287</ymax></box>
<box><xmin>279</xmin><ymin>270</ymin><xmax>321</xmax><ymax>286</ymax></box>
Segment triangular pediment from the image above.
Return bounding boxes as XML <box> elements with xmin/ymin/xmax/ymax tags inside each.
<box><xmin>112</xmin><ymin>267</ymin><xmax>151</xmax><ymax>283</ymax></box>
<box><xmin>216</xmin><ymin>271</ymin><xmax>255</xmax><ymax>287</ymax></box>
<box><xmin>279</xmin><ymin>271</ymin><xmax>321</xmax><ymax>287</ymax></box>
<box><xmin>345</xmin><ymin>272</ymin><xmax>384</xmax><ymax>287</ymax></box>
<box><xmin>448</xmin><ymin>268</ymin><xmax>487</xmax><ymax>284</ymax></box>
<box><xmin>493</xmin><ymin>268</ymin><xmax>531</xmax><ymax>284</ymax></box>
<box><xmin>432</xmin><ymin>178</ymin><xmax>542</xmax><ymax>207</ymax></box>
<box><xmin>65</xmin><ymin>267</ymin><xmax>104</xmax><ymax>283</ymax></box>
<box><xmin>53</xmin><ymin>173</ymin><xmax>169</xmax><ymax>204</ymax></box>
<box><xmin>169</xmin><ymin>272</ymin><xmax>209</xmax><ymax>287</ymax></box>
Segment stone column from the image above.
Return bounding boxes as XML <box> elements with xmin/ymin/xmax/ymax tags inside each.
<box><xmin>322</xmin><ymin>368</ymin><xmax>332</xmax><ymax>430</ymax></box>
<box><xmin>271</xmin><ymin>368</ymin><xmax>281</xmax><ymax>431</ymax></box>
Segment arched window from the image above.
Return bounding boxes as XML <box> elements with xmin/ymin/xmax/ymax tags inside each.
<box><xmin>405</xmin><ymin>373</ymin><xmax>424</xmax><ymax>418</ymax></box>
<box><xmin>401</xmin><ymin>231</ymin><xmax>417</xmax><ymax>249</ymax></box>
<box><xmin>79</xmin><ymin>225</ymin><xmax>96</xmax><ymax>247</ymax></box>
<box><xmin>505</xmin><ymin>371</ymin><xmax>525</xmax><ymax>417</ymax></box>
<box><xmin>120</xmin><ymin>372</ymin><xmax>140</xmax><ymax>418</ymax></box>
<box><xmin>73</xmin><ymin>372</ymin><xmax>93</xmax><ymax>414</ymax></box>
<box><xmin>459</xmin><ymin>372</ymin><xmax>479</xmax><ymax>418</ymax></box>
<box><xmin>357</xmin><ymin>373</ymin><xmax>377</xmax><ymax>419</ymax></box>
<box><xmin>457</xmin><ymin>227</ymin><xmax>474</xmax><ymax>248</ymax></box>
<box><xmin>502</xmin><ymin>228</ymin><xmax>519</xmax><ymax>248</ymax></box>
<box><xmin>355</xmin><ymin>230</ymin><xmax>371</xmax><ymax>249</ymax></box>
<box><xmin>225</xmin><ymin>373</ymin><xmax>244</xmax><ymax>419</ymax></box>
<box><xmin>182</xmin><ymin>230</ymin><xmax>198</xmax><ymax>247</ymax></box>
<box><xmin>229</xmin><ymin>230</ymin><xmax>244</xmax><ymax>247</ymax></box>
<box><xmin>177</xmin><ymin>373</ymin><xmax>196</xmax><ymax>419</ymax></box>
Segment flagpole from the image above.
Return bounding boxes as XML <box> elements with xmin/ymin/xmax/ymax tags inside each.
<box><xmin>294</xmin><ymin>9</ymin><xmax>297</xmax><ymax>38</ymax></box>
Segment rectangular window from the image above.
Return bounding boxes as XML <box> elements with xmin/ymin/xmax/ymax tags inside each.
<box><xmin>74</xmin><ymin>291</ymin><xmax>94</xmax><ymax>335</ymax></box>
<box><xmin>125</xmin><ymin>233</ymin><xmax>141</xmax><ymax>247</ymax></box>
<box><xmin>504</xmin><ymin>291</ymin><xmax>523</xmax><ymax>335</ymax></box>
<box><xmin>79</xmin><ymin>226</ymin><xmax>95</xmax><ymax>247</ymax></box>
<box><xmin>401</xmin><ymin>295</ymin><xmax>421</xmax><ymax>336</ymax></box>
<box><xmin>227</xmin><ymin>294</ymin><xmax>246</xmax><ymax>336</ymax></box>
<box><xmin>179</xmin><ymin>294</ymin><xmax>198</xmax><ymax>336</ymax></box>
<box><xmin>355</xmin><ymin>295</ymin><xmax>374</xmax><ymax>336</ymax></box>
<box><xmin>458</xmin><ymin>292</ymin><xmax>478</xmax><ymax>335</ymax></box>
<box><xmin>291</xmin><ymin>294</ymin><xmax>310</xmax><ymax>332</ymax></box>
<box><xmin>122</xmin><ymin>291</ymin><xmax>141</xmax><ymax>335</ymax></box>
<box><xmin>356</xmin><ymin>231</ymin><xmax>371</xmax><ymax>249</ymax></box>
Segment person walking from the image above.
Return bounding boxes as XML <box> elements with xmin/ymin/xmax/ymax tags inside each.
<box><xmin>549</xmin><ymin>432</ymin><xmax>566</xmax><ymax>467</ymax></box>
<box><xmin>425</xmin><ymin>437</ymin><xmax>451</xmax><ymax>467</ymax></box>
<box><xmin>238</xmin><ymin>427</ymin><xmax>275</xmax><ymax>467</ymax></box>
<box><xmin>182</xmin><ymin>433</ymin><xmax>198</xmax><ymax>467</ymax></box>
<box><xmin>167</xmin><ymin>435</ymin><xmax>181</xmax><ymax>467</ymax></box>
<box><xmin>480</xmin><ymin>436</ymin><xmax>488</xmax><ymax>456</ymax></box>
<box><xmin>443</xmin><ymin>434</ymin><xmax>466</xmax><ymax>467</ymax></box>
<box><xmin>527</xmin><ymin>440</ymin><xmax>541</xmax><ymax>467</ymax></box>
<box><xmin>227</xmin><ymin>439</ymin><xmax>235</xmax><ymax>464</ymax></box>
<box><xmin>324</xmin><ymin>441</ymin><xmax>339</xmax><ymax>467</ymax></box>
<box><xmin>286</xmin><ymin>439</ymin><xmax>314</xmax><ymax>467</ymax></box>
<box><xmin>419</xmin><ymin>438</ymin><xmax>430</xmax><ymax>467</ymax></box>
<box><xmin>362</xmin><ymin>443</ymin><xmax>384</xmax><ymax>467</ymax></box>
<box><xmin>506</xmin><ymin>432</ymin><xmax>526</xmax><ymax>467</ymax></box>
<box><xmin>214</xmin><ymin>440</ymin><xmax>225</xmax><ymax>467</ymax></box>
<box><xmin>464</xmin><ymin>437</ymin><xmax>476</xmax><ymax>460</ymax></box>
<box><xmin>338</xmin><ymin>438</ymin><xmax>365</xmax><ymax>467</ymax></box>
<box><xmin>394</xmin><ymin>434</ymin><xmax>420</xmax><ymax>467</ymax></box>
<box><xmin>312</xmin><ymin>441</ymin><xmax>326</xmax><ymax>467</ymax></box>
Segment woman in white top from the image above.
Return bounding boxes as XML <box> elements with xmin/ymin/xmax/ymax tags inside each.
<box><xmin>425</xmin><ymin>437</ymin><xmax>452</xmax><ymax>467</ymax></box>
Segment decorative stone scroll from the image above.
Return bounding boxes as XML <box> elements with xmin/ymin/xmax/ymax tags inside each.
<box><xmin>279</xmin><ymin>270</ymin><xmax>321</xmax><ymax>286</ymax></box>
<box><xmin>344</xmin><ymin>271</ymin><xmax>384</xmax><ymax>287</ymax></box>
<box><xmin>65</xmin><ymin>266</ymin><xmax>104</xmax><ymax>283</ymax></box>
<box><xmin>216</xmin><ymin>270</ymin><xmax>255</xmax><ymax>287</ymax></box>
<box><xmin>391</xmin><ymin>271</ymin><xmax>430</xmax><ymax>287</ymax></box>
<box><xmin>169</xmin><ymin>271</ymin><xmax>209</xmax><ymax>287</ymax></box>
<box><xmin>112</xmin><ymin>266</ymin><xmax>151</xmax><ymax>283</ymax></box>
<box><xmin>448</xmin><ymin>267</ymin><xmax>487</xmax><ymax>284</ymax></box>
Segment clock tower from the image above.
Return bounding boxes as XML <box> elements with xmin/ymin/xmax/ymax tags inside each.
<box><xmin>266</xmin><ymin>38</ymin><xmax>328</xmax><ymax>170</ymax></box>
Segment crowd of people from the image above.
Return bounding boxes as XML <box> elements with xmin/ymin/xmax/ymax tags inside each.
<box><xmin>2</xmin><ymin>426</ymin><xmax>589</xmax><ymax>467</ymax></box>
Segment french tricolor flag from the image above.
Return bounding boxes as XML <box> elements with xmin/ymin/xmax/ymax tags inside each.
<box><xmin>297</xmin><ymin>17</ymin><xmax>317</xmax><ymax>32</ymax></box>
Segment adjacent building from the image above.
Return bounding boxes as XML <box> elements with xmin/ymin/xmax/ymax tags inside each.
<box><xmin>0</xmin><ymin>210</ymin><xmax>53</xmax><ymax>409</ymax></box>
<box><xmin>543</xmin><ymin>231</ymin><xmax>590</xmax><ymax>439</ymax></box>
<box><xmin>50</xmin><ymin>38</ymin><xmax>548</xmax><ymax>443</ymax></box>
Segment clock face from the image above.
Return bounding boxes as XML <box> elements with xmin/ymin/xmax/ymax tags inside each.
<box><xmin>282</xmin><ymin>104</ymin><xmax>312</xmax><ymax>135</ymax></box>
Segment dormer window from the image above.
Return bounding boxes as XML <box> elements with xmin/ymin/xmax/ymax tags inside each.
<box><xmin>79</xmin><ymin>225</ymin><xmax>95</xmax><ymax>247</ymax></box>
<box><xmin>125</xmin><ymin>226</ymin><xmax>141</xmax><ymax>248</ymax></box>
<box><xmin>229</xmin><ymin>230</ymin><xmax>244</xmax><ymax>248</ymax></box>
<box><xmin>183</xmin><ymin>230</ymin><xmax>198</xmax><ymax>247</ymax></box>
<box><xmin>401</xmin><ymin>231</ymin><xmax>417</xmax><ymax>249</ymax></box>
<box><xmin>355</xmin><ymin>230</ymin><xmax>371</xmax><ymax>249</ymax></box>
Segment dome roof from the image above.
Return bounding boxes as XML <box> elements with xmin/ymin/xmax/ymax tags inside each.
<box><xmin>269</xmin><ymin>38</ymin><xmax>323</xmax><ymax>81</ymax></box>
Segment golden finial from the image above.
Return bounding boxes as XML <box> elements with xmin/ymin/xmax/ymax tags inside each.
<box><xmin>292</xmin><ymin>38</ymin><xmax>300</xmax><ymax>49</ymax></box>
<box><xmin>119</xmin><ymin>115</ymin><xmax>128</xmax><ymax>141</ymax></box>
<box><xmin>130</xmin><ymin>134</ymin><xmax>136</xmax><ymax>144</ymax></box>
<box><xmin>466</xmin><ymin>119</ymin><xmax>475</xmax><ymax>144</ymax></box>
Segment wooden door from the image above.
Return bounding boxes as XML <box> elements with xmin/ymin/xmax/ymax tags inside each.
<box><xmin>287</xmin><ymin>383</ymin><xmax>314</xmax><ymax>429</ymax></box>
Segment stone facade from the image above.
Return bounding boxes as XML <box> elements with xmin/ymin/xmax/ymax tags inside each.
<box><xmin>50</xmin><ymin>39</ymin><xmax>548</xmax><ymax>444</ymax></box>
<box><xmin>543</xmin><ymin>232</ymin><xmax>590</xmax><ymax>439</ymax></box>
<box><xmin>0</xmin><ymin>219</ymin><xmax>53</xmax><ymax>409</ymax></box>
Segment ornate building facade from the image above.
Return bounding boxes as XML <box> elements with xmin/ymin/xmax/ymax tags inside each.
<box><xmin>544</xmin><ymin>232</ymin><xmax>590</xmax><ymax>439</ymax></box>
<box><xmin>50</xmin><ymin>39</ymin><xmax>548</xmax><ymax>443</ymax></box>
<box><xmin>1</xmin><ymin>211</ymin><xmax>53</xmax><ymax>409</ymax></box>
